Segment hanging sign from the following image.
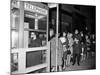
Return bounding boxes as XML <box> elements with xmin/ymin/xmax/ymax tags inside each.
<box><xmin>24</xmin><ymin>2</ymin><xmax>48</xmax><ymax>15</ymax></box>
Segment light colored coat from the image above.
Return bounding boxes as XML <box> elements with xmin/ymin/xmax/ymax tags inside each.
<box><xmin>50</xmin><ymin>37</ymin><xmax>63</xmax><ymax>67</ymax></box>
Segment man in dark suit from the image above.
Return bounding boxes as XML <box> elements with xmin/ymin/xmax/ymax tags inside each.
<box><xmin>27</xmin><ymin>32</ymin><xmax>42</xmax><ymax>67</ymax></box>
<box><xmin>72</xmin><ymin>29</ymin><xmax>82</xmax><ymax>66</ymax></box>
<box><xmin>72</xmin><ymin>39</ymin><xmax>81</xmax><ymax>66</ymax></box>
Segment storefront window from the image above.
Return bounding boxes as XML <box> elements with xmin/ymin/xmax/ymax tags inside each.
<box><xmin>11</xmin><ymin>1</ymin><xmax>48</xmax><ymax>73</ymax></box>
<box><xmin>23</xmin><ymin>3</ymin><xmax>48</xmax><ymax>68</ymax></box>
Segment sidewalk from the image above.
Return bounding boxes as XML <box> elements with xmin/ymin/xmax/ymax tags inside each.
<box><xmin>64</xmin><ymin>55</ymin><xmax>96</xmax><ymax>71</ymax></box>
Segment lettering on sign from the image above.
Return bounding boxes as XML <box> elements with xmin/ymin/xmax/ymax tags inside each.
<box><xmin>24</xmin><ymin>3</ymin><xmax>48</xmax><ymax>15</ymax></box>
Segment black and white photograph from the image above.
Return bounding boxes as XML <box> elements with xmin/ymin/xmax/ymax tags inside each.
<box><xmin>10</xmin><ymin>0</ymin><xmax>96</xmax><ymax>74</ymax></box>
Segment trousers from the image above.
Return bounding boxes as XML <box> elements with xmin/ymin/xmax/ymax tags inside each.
<box><xmin>73</xmin><ymin>53</ymin><xmax>80</xmax><ymax>65</ymax></box>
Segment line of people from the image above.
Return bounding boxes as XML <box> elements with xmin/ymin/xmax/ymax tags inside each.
<box><xmin>49</xmin><ymin>28</ymin><xmax>95</xmax><ymax>72</ymax></box>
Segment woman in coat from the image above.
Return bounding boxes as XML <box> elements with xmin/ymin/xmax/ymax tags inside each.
<box><xmin>49</xmin><ymin>29</ymin><xmax>63</xmax><ymax>72</ymax></box>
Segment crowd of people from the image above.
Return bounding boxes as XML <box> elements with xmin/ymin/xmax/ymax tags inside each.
<box><xmin>27</xmin><ymin>28</ymin><xmax>95</xmax><ymax>72</ymax></box>
<box><xmin>49</xmin><ymin>28</ymin><xmax>95</xmax><ymax>72</ymax></box>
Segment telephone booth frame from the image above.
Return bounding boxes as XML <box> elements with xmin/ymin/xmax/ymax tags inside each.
<box><xmin>11</xmin><ymin>0</ymin><xmax>50</xmax><ymax>74</ymax></box>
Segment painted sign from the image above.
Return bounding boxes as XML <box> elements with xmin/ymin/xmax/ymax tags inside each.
<box><xmin>12</xmin><ymin>1</ymin><xmax>48</xmax><ymax>15</ymax></box>
<box><xmin>24</xmin><ymin>2</ymin><xmax>48</xmax><ymax>15</ymax></box>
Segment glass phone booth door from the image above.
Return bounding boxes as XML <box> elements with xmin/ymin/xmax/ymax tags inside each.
<box><xmin>11</xmin><ymin>0</ymin><xmax>50</xmax><ymax>74</ymax></box>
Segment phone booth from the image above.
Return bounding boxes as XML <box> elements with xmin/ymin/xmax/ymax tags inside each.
<box><xmin>11</xmin><ymin>0</ymin><xmax>50</xmax><ymax>74</ymax></box>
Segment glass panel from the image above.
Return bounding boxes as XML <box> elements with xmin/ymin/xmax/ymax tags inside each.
<box><xmin>23</xmin><ymin>1</ymin><xmax>48</xmax><ymax>69</ymax></box>
<box><xmin>11</xmin><ymin>53</ymin><xmax>18</xmax><ymax>72</ymax></box>
<box><xmin>26</xmin><ymin>50</ymin><xmax>47</xmax><ymax>68</ymax></box>
<box><xmin>38</xmin><ymin>16</ymin><xmax>47</xmax><ymax>30</ymax></box>
<box><xmin>26</xmin><ymin>51</ymin><xmax>42</xmax><ymax>67</ymax></box>
<box><xmin>24</xmin><ymin>16</ymin><xmax>35</xmax><ymax>29</ymax></box>
<box><xmin>11</xmin><ymin>30</ymin><xmax>18</xmax><ymax>49</ymax></box>
<box><xmin>24</xmin><ymin>10</ymin><xmax>47</xmax><ymax>48</ymax></box>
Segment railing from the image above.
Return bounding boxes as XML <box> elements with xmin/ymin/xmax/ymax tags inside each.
<box><xmin>11</xmin><ymin>42</ymin><xmax>50</xmax><ymax>74</ymax></box>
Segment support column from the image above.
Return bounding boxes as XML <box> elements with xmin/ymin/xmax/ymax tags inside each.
<box><xmin>18</xmin><ymin>1</ymin><xmax>24</xmax><ymax>48</ymax></box>
<box><xmin>18</xmin><ymin>1</ymin><xmax>26</xmax><ymax>73</ymax></box>
<box><xmin>56</xmin><ymin>4</ymin><xmax>59</xmax><ymax>72</ymax></box>
<box><xmin>46</xmin><ymin>9</ymin><xmax>50</xmax><ymax>72</ymax></box>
